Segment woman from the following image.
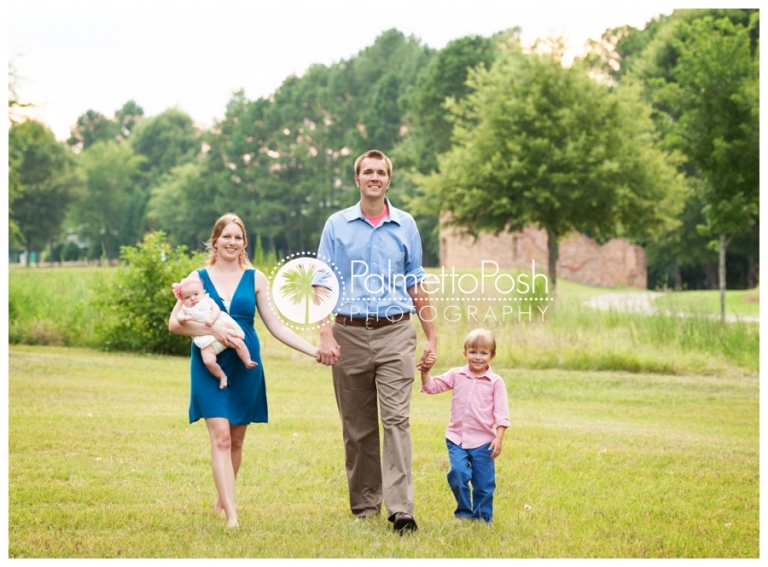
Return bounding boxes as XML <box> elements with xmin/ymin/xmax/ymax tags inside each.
<box><xmin>168</xmin><ymin>212</ymin><xmax>320</xmax><ymax>527</ymax></box>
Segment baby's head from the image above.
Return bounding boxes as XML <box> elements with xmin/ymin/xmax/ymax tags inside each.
<box><xmin>173</xmin><ymin>277</ymin><xmax>205</xmax><ymax>307</ymax></box>
<box><xmin>463</xmin><ymin>328</ymin><xmax>496</xmax><ymax>356</ymax></box>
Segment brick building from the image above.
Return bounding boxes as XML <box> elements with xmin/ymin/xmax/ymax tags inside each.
<box><xmin>440</xmin><ymin>224</ymin><xmax>647</xmax><ymax>289</ymax></box>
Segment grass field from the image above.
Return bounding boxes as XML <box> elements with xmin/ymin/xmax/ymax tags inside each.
<box><xmin>7</xmin><ymin>266</ymin><xmax>760</xmax><ymax>557</ymax></box>
<box><xmin>651</xmin><ymin>288</ymin><xmax>760</xmax><ymax>318</ymax></box>
<box><xmin>8</xmin><ymin>337</ymin><xmax>759</xmax><ymax>558</ymax></box>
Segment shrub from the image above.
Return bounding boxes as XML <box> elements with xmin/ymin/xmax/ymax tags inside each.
<box><xmin>91</xmin><ymin>231</ymin><xmax>206</xmax><ymax>355</ymax></box>
<box><xmin>62</xmin><ymin>241</ymin><xmax>82</xmax><ymax>261</ymax></box>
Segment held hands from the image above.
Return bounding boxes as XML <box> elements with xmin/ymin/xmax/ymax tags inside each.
<box><xmin>416</xmin><ymin>349</ymin><xmax>436</xmax><ymax>385</ymax></box>
<box><xmin>417</xmin><ymin>341</ymin><xmax>437</xmax><ymax>372</ymax></box>
<box><xmin>315</xmin><ymin>327</ymin><xmax>340</xmax><ymax>366</ymax></box>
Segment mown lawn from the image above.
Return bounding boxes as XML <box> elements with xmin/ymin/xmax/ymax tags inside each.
<box><xmin>8</xmin><ymin>342</ymin><xmax>759</xmax><ymax>558</ymax></box>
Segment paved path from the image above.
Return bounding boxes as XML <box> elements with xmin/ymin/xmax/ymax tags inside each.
<box><xmin>583</xmin><ymin>292</ymin><xmax>759</xmax><ymax>323</ymax></box>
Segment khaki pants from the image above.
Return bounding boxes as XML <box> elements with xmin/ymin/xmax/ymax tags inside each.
<box><xmin>331</xmin><ymin>320</ymin><xmax>417</xmax><ymax>519</ymax></box>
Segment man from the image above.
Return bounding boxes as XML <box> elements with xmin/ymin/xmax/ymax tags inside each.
<box><xmin>314</xmin><ymin>149</ymin><xmax>437</xmax><ymax>534</ymax></box>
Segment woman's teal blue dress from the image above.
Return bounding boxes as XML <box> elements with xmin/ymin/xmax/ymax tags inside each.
<box><xmin>188</xmin><ymin>268</ymin><xmax>267</xmax><ymax>425</ymax></box>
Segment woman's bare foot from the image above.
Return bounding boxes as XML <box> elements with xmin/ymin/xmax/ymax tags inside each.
<box><xmin>214</xmin><ymin>498</ymin><xmax>227</xmax><ymax>519</ymax></box>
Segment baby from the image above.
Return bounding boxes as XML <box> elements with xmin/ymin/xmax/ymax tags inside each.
<box><xmin>173</xmin><ymin>276</ymin><xmax>257</xmax><ymax>388</ymax></box>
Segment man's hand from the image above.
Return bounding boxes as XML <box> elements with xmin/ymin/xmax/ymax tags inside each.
<box><xmin>316</xmin><ymin>323</ymin><xmax>340</xmax><ymax>366</ymax></box>
<box><xmin>418</xmin><ymin>339</ymin><xmax>437</xmax><ymax>372</ymax></box>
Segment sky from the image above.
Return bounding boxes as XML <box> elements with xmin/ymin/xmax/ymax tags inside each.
<box><xmin>7</xmin><ymin>0</ymin><xmax>757</xmax><ymax>141</ymax></box>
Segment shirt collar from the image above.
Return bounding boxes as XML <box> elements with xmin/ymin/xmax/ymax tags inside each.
<box><xmin>459</xmin><ymin>363</ymin><xmax>493</xmax><ymax>381</ymax></box>
<box><xmin>344</xmin><ymin>198</ymin><xmax>401</xmax><ymax>225</ymax></box>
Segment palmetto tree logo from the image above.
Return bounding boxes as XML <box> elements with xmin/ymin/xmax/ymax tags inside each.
<box><xmin>279</xmin><ymin>260</ymin><xmax>320</xmax><ymax>325</ymax></box>
<box><xmin>271</xmin><ymin>256</ymin><xmax>339</xmax><ymax>327</ymax></box>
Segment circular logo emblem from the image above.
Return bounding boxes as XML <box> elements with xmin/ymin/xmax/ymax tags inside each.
<box><xmin>268</xmin><ymin>253</ymin><xmax>340</xmax><ymax>329</ymax></box>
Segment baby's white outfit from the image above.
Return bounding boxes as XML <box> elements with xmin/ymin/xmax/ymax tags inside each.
<box><xmin>183</xmin><ymin>295</ymin><xmax>244</xmax><ymax>354</ymax></box>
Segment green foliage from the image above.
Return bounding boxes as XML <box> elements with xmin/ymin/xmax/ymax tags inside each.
<box><xmin>66</xmin><ymin>109</ymin><xmax>121</xmax><ymax>151</ymax></box>
<box><xmin>8</xmin><ymin>267</ymin><xmax>112</xmax><ymax>347</ymax></box>
<box><xmin>662</xmin><ymin>15</ymin><xmax>759</xmax><ymax>239</ymax></box>
<box><xmin>654</xmin><ymin>13</ymin><xmax>758</xmax><ymax>319</ymax></box>
<box><xmin>91</xmin><ymin>231</ymin><xmax>206</xmax><ymax>354</ymax></box>
<box><xmin>393</xmin><ymin>34</ymin><xmax>498</xmax><ymax>265</ymax></box>
<box><xmin>583</xmin><ymin>9</ymin><xmax>759</xmax><ymax>292</ymax></box>
<box><xmin>8</xmin><ymin>120</ymin><xmax>82</xmax><ymax>253</ymax></box>
<box><xmin>71</xmin><ymin>140</ymin><xmax>146</xmax><ymax>258</ymax></box>
<box><xmin>156</xmin><ymin>30</ymin><xmax>432</xmax><ymax>257</ymax></box>
<box><xmin>418</xmin><ymin>44</ymin><xmax>685</xmax><ymax>286</ymax></box>
<box><xmin>145</xmin><ymin>161</ymin><xmax>215</xmax><ymax>249</ymax></box>
<box><xmin>67</xmin><ymin>100</ymin><xmax>145</xmax><ymax>151</ymax></box>
<box><xmin>399</xmin><ymin>34</ymin><xmax>498</xmax><ymax>171</ymax></box>
<box><xmin>129</xmin><ymin>108</ymin><xmax>199</xmax><ymax>178</ymax></box>
<box><xmin>9</xmin><ymin>265</ymin><xmax>757</xmax><ymax>374</ymax></box>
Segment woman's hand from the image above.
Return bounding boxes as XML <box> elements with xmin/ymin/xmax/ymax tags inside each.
<box><xmin>209</xmin><ymin>320</ymin><xmax>239</xmax><ymax>347</ymax></box>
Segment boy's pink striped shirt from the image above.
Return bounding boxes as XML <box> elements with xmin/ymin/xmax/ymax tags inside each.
<box><xmin>421</xmin><ymin>364</ymin><xmax>510</xmax><ymax>449</ymax></box>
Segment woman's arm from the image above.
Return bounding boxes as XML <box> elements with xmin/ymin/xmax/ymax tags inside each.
<box><xmin>254</xmin><ymin>270</ymin><xmax>318</xmax><ymax>358</ymax></box>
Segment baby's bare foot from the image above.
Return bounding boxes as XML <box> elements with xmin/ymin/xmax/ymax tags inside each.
<box><xmin>219</xmin><ymin>377</ymin><xmax>228</xmax><ymax>389</ymax></box>
<box><xmin>244</xmin><ymin>360</ymin><xmax>258</xmax><ymax>369</ymax></box>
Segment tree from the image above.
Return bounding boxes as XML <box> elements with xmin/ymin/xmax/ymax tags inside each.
<box><xmin>392</xmin><ymin>34</ymin><xmax>498</xmax><ymax>265</ymax></box>
<box><xmin>146</xmin><ymin>161</ymin><xmax>219</xmax><ymax>249</ymax></box>
<box><xmin>9</xmin><ymin>120</ymin><xmax>82</xmax><ymax>261</ymax></box>
<box><xmin>417</xmin><ymin>43</ymin><xmax>685</xmax><ymax>289</ymax></box>
<box><xmin>115</xmin><ymin>100</ymin><xmax>144</xmax><ymax>139</ymax></box>
<box><xmin>67</xmin><ymin>109</ymin><xmax>121</xmax><ymax>152</ymax></box>
<box><xmin>129</xmin><ymin>108</ymin><xmax>198</xmax><ymax>178</ymax></box>
<box><xmin>660</xmin><ymin>14</ymin><xmax>759</xmax><ymax>322</ymax></box>
<box><xmin>361</xmin><ymin>73</ymin><xmax>402</xmax><ymax>151</ymax></box>
<box><xmin>586</xmin><ymin>9</ymin><xmax>759</xmax><ymax>292</ymax></box>
<box><xmin>70</xmin><ymin>140</ymin><xmax>145</xmax><ymax>259</ymax></box>
<box><xmin>67</xmin><ymin>100</ymin><xmax>145</xmax><ymax>152</ymax></box>
<box><xmin>398</xmin><ymin>34</ymin><xmax>498</xmax><ymax>172</ymax></box>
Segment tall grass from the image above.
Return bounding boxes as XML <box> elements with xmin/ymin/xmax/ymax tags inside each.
<box><xmin>7</xmin><ymin>267</ymin><xmax>759</xmax><ymax>375</ymax></box>
<box><xmin>651</xmin><ymin>288</ymin><xmax>759</xmax><ymax>318</ymax></box>
<box><xmin>8</xmin><ymin>266</ymin><xmax>114</xmax><ymax>347</ymax></box>
<box><xmin>8</xmin><ymin>344</ymin><xmax>759</xmax><ymax>558</ymax></box>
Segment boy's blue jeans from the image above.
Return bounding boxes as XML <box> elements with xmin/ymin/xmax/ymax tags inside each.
<box><xmin>446</xmin><ymin>439</ymin><xmax>496</xmax><ymax>523</ymax></box>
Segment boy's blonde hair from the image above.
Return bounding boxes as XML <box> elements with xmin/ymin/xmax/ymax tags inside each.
<box><xmin>463</xmin><ymin>328</ymin><xmax>496</xmax><ymax>356</ymax></box>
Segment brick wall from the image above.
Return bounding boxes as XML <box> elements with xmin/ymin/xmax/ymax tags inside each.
<box><xmin>440</xmin><ymin>224</ymin><xmax>647</xmax><ymax>289</ymax></box>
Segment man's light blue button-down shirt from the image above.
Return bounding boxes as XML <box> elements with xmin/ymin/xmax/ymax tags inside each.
<box><xmin>313</xmin><ymin>198</ymin><xmax>426</xmax><ymax>318</ymax></box>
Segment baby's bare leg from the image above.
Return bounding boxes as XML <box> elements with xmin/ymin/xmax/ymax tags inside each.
<box><xmin>201</xmin><ymin>346</ymin><xmax>228</xmax><ymax>389</ymax></box>
<box><xmin>230</xmin><ymin>337</ymin><xmax>258</xmax><ymax>369</ymax></box>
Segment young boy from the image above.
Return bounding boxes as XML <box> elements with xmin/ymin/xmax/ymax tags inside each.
<box><xmin>173</xmin><ymin>276</ymin><xmax>257</xmax><ymax>389</ymax></box>
<box><xmin>418</xmin><ymin>328</ymin><xmax>510</xmax><ymax>523</ymax></box>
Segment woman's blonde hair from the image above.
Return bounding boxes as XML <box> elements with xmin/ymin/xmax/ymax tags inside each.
<box><xmin>463</xmin><ymin>328</ymin><xmax>496</xmax><ymax>356</ymax></box>
<box><xmin>205</xmin><ymin>213</ymin><xmax>253</xmax><ymax>268</ymax></box>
